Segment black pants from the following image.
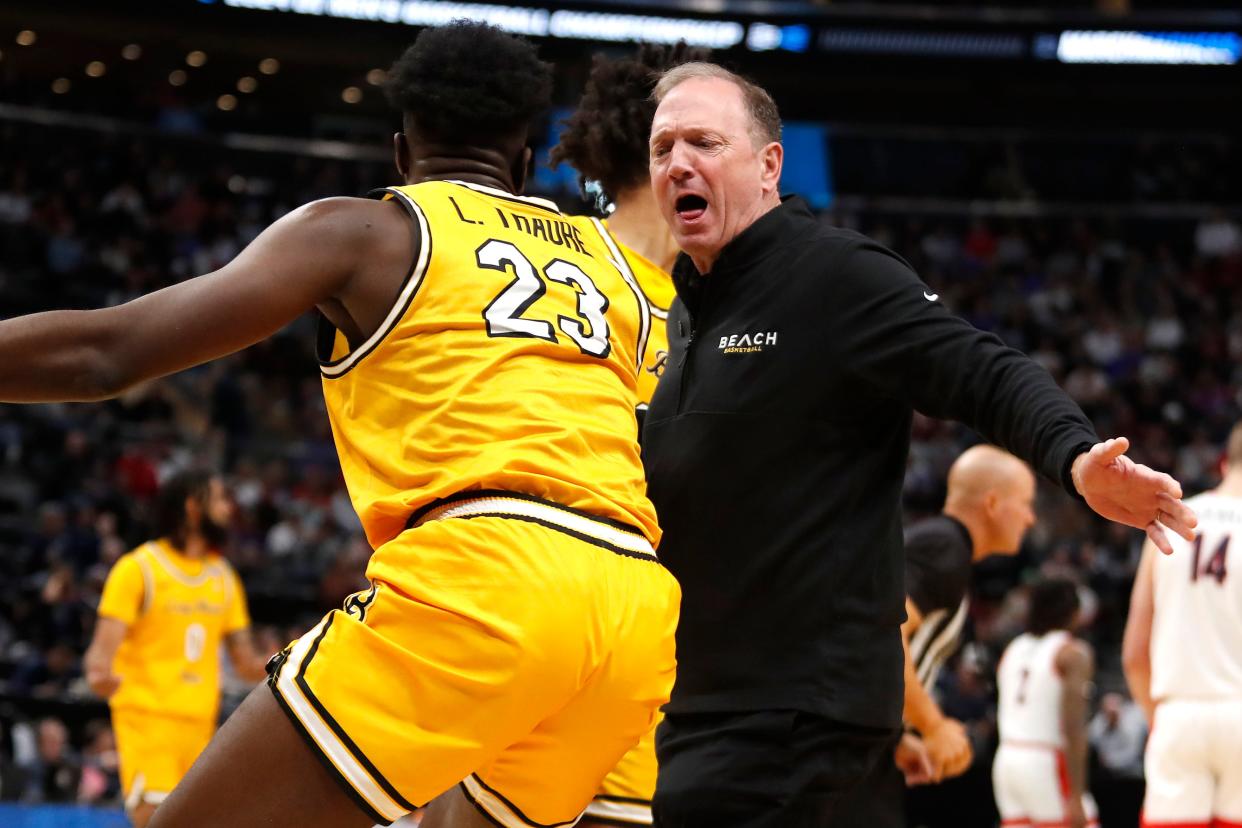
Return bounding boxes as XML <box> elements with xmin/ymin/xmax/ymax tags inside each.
<box><xmin>652</xmin><ymin>710</ymin><xmax>897</xmax><ymax>828</ymax></box>
<box><xmin>831</xmin><ymin>738</ymin><xmax>906</xmax><ymax>828</ymax></box>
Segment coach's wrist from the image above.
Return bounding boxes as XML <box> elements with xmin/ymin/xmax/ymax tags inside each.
<box><xmin>1070</xmin><ymin>452</ymin><xmax>1089</xmax><ymax>496</ymax></box>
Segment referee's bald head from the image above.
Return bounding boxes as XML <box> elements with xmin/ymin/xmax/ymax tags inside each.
<box><xmin>945</xmin><ymin>445</ymin><xmax>1036</xmax><ymax>558</ymax></box>
<box><xmin>946</xmin><ymin>445</ymin><xmax>1033</xmax><ymax>504</ymax></box>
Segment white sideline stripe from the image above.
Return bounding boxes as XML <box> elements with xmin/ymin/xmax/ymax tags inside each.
<box><xmin>276</xmin><ymin>617</ymin><xmax>409</xmax><ymax>823</ymax></box>
<box><xmin>416</xmin><ymin>497</ymin><xmax>655</xmax><ymax>558</ymax></box>
<box><xmin>462</xmin><ymin>774</ymin><xmax>581</xmax><ymax>828</ymax></box>
<box><xmin>583</xmin><ymin>798</ymin><xmax>653</xmax><ymax>824</ymax></box>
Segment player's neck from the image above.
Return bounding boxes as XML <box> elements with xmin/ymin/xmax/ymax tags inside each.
<box><xmin>180</xmin><ymin>535</ymin><xmax>210</xmax><ymax>559</ymax></box>
<box><xmin>1216</xmin><ymin>470</ymin><xmax>1242</xmax><ymax>497</ymax></box>
<box><xmin>407</xmin><ymin>148</ymin><xmax>519</xmax><ymax>195</ymax></box>
<box><xmin>607</xmin><ymin>186</ymin><xmax>680</xmax><ymax>274</ymax></box>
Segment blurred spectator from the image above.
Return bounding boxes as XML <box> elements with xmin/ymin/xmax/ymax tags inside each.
<box><xmin>7</xmin><ymin>642</ymin><xmax>83</xmax><ymax>700</ymax></box>
<box><xmin>77</xmin><ymin>719</ymin><xmax>121</xmax><ymax>805</ymax></box>
<box><xmin>15</xmin><ymin>717</ymin><xmax>82</xmax><ymax>804</ymax></box>
<box><xmin>1090</xmin><ymin>693</ymin><xmax>1147</xmax><ymax>828</ymax></box>
<box><xmin>1090</xmin><ymin>693</ymin><xmax>1146</xmax><ymax>779</ymax></box>
<box><xmin>1195</xmin><ymin>208</ymin><xmax>1241</xmax><ymax>259</ymax></box>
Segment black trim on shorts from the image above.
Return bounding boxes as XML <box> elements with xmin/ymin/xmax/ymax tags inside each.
<box><xmin>594</xmin><ymin>794</ymin><xmax>653</xmax><ymax>806</ymax></box>
<box><xmin>465</xmin><ymin>773</ymin><xmax>583</xmax><ymax>828</ymax></box>
<box><xmin>293</xmin><ymin>614</ymin><xmax>421</xmax><ymax>813</ymax></box>
<box><xmin>459</xmin><ymin>781</ymin><xmax>510</xmax><ymax>828</ymax></box>
<box><xmin>406</xmin><ymin>489</ymin><xmax>648</xmax><ymax>538</ymax></box>
<box><xmin>267</xmin><ymin>655</ymin><xmax>392</xmax><ymax>826</ymax></box>
<box><xmin>455</xmin><ymin>512</ymin><xmax>660</xmax><ymax>562</ymax></box>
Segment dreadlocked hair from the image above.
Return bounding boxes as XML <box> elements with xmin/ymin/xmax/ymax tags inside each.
<box><xmin>385</xmin><ymin>20</ymin><xmax>552</xmax><ymax>144</ymax></box>
<box><xmin>550</xmin><ymin>41</ymin><xmax>711</xmax><ymax>205</ymax></box>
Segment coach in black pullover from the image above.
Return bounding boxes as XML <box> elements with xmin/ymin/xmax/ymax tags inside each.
<box><xmin>643</xmin><ymin>63</ymin><xmax>1195</xmax><ymax>826</ymax></box>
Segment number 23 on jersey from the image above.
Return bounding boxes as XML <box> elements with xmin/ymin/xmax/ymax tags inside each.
<box><xmin>478</xmin><ymin>239</ymin><xmax>612</xmax><ymax>358</ymax></box>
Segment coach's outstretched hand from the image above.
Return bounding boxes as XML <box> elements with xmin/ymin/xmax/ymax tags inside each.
<box><xmin>1071</xmin><ymin>437</ymin><xmax>1197</xmax><ymax>555</ymax></box>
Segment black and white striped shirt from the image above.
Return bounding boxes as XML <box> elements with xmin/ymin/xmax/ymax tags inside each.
<box><xmin>905</xmin><ymin>515</ymin><xmax>974</xmax><ymax>693</ymax></box>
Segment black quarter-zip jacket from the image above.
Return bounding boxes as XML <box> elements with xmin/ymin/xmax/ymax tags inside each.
<box><xmin>642</xmin><ymin>196</ymin><xmax>1099</xmax><ymax>728</ymax></box>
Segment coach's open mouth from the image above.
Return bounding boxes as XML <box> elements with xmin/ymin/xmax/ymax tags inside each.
<box><xmin>675</xmin><ymin>194</ymin><xmax>708</xmax><ymax>223</ymax></box>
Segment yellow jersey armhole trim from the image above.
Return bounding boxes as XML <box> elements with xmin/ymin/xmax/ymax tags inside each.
<box><xmin>320</xmin><ymin>188</ymin><xmax>433</xmax><ymax>379</ymax></box>
<box><xmin>600</xmin><ymin>219</ymin><xmax>671</xmax><ymax>322</ymax></box>
<box><xmin>588</xmin><ymin>217</ymin><xmax>651</xmax><ymax>371</ymax></box>
<box><xmin>137</xmin><ymin>545</ymin><xmax>156</xmax><ymax>616</ymax></box>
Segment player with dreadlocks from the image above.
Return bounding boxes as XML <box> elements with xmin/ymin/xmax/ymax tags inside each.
<box><xmin>550</xmin><ymin>42</ymin><xmax>707</xmax><ymax>828</ymax></box>
<box><xmin>0</xmin><ymin>21</ymin><xmax>680</xmax><ymax>828</ymax></box>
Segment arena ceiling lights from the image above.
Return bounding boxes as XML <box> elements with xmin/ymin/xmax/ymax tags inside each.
<box><xmin>219</xmin><ymin>0</ymin><xmax>753</xmax><ymax>50</ymax></box>
<box><xmin>216</xmin><ymin>0</ymin><xmax>1240</xmax><ymax>64</ymax></box>
<box><xmin>1042</xmin><ymin>31</ymin><xmax>1241</xmax><ymax>65</ymax></box>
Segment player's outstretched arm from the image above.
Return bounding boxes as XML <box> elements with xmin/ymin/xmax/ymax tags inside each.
<box><xmin>83</xmin><ymin>617</ymin><xmax>127</xmax><ymax>699</ymax></box>
<box><xmin>1071</xmin><ymin>437</ymin><xmax>1197</xmax><ymax>555</ymax></box>
<box><xmin>0</xmin><ymin>197</ymin><xmax>400</xmax><ymax>403</ymax></box>
<box><xmin>1121</xmin><ymin>542</ymin><xmax>1157</xmax><ymax>722</ymax></box>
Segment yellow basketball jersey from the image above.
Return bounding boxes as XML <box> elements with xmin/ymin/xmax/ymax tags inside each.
<box><xmin>97</xmin><ymin>539</ymin><xmax>250</xmax><ymax>720</ymax></box>
<box><xmin>318</xmin><ymin>180</ymin><xmax>659</xmax><ymax>548</ymax></box>
<box><xmin>573</xmin><ymin>217</ymin><xmax>673</xmax><ymax>405</ymax></box>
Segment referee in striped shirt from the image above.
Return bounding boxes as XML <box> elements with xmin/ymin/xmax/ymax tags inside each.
<box><xmin>837</xmin><ymin>445</ymin><xmax>1037</xmax><ymax>827</ymax></box>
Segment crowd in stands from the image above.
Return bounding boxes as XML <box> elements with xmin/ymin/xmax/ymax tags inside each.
<box><xmin>833</xmin><ymin>134</ymin><xmax>1242</xmax><ymax>205</ymax></box>
<box><xmin>0</xmin><ymin>116</ymin><xmax>1239</xmax><ymax>823</ymax></box>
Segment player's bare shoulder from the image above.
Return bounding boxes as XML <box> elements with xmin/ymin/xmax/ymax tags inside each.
<box><xmin>289</xmin><ymin>196</ymin><xmax>415</xmax><ymax>266</ymax></box>
<box><xmin>1055</xmin><ymin>637</ymin><xmax>1094</xmax><ymax>677</ymax></box>
<box><xmin>290</xmin><ymin>196</ymin><xmax>420</xmax><ymax>339</ymax></box>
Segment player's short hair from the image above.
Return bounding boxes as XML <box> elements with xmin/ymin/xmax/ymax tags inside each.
<box><xmin>1228</xmin><ymin>420</ymin><xmax>1242</xmax><ymax>467</ymax></box>
<box><xmin>384</xmin><ymin>20</ymin><xmax>552</xmax><ymax>146</ymax></box>
<box><xmin>1026</xmin><ymin>577</ymin><xmax>1081</xmax><ymax>636</ymax></box>
<box><xmin>550</xmin><ymin>42</ymin><xmax>710</xmax><ymax>206</ymax></box>
<box><xmin>154</xmin><ymin>469</ymin><xmax>214</xmax><ymax>547</ymax></box>
<box><xmin>652</xmin><ymin>61</ymin><xmax>782</xmax><ymax>146</ymax></box>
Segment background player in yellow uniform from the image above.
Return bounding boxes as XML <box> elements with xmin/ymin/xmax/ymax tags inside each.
<box><xmin>549</xmin><ymin>43</ymin><xmax>703</xmax><ymax>828</ymax></box>
<box><xmin>0</xmin><ymin>22</ymin><xmax>679</xmax><ymax>828</ymax></box>
<box><xmin>83</xmin><ymin>470</ymin><xmax>267</xmax><ymax>827</ymax></box>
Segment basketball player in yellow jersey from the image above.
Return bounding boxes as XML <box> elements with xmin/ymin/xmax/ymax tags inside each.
<box><xmin>549</xmin><ymin>43</ymin><xmax>705</xmax><ymax>828</ymax></box>
<box><xmin>0</xmin><ymin>22</ymin><xmax>679</xmax><ymax>828</ymax></box>
<box><xmin>83</xmin><ymin>471</ymin><xmax>267</xmax><ymax>828</ymax></box>
<box><xmin>84</xmin><ymin>470</ymin><xmax>268</xmax><ymax>828</ymax></box>
<box><xmin>551</xmin><ymin>44</ymin><xmax>709</xmax><ymax>417</ymax></box>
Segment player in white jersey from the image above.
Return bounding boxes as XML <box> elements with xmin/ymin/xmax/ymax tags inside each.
<box><xmin>994</xmin><ymin>577</ymin><xmax>1099</xmax><ymax>828</ymax></box>
<box><xmin>1123</xmin><ymin>421</ymin><xmax>1242</xmax><ymax>828</ymax></box>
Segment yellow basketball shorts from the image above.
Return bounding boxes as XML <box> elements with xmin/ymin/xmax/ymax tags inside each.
<box><xmin>111</xmin><ymin>707</ymin><xmax>215</xmax><ymax>811</ymax></box>
<box><xmin>584</xmin><ymin>714</ymin><xmax>659</xmax><ymax>825</ymax></box>
<box><xmin>267</xmin><ymin>493</ymin><xmax>681</xmax><ymax>827</ymax></box>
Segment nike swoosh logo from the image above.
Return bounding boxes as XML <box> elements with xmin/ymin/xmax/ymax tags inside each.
<box><xmin>924</xmin><ymin>291</ymin><xmax>939</xmax><ymax>302</ymax></box>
